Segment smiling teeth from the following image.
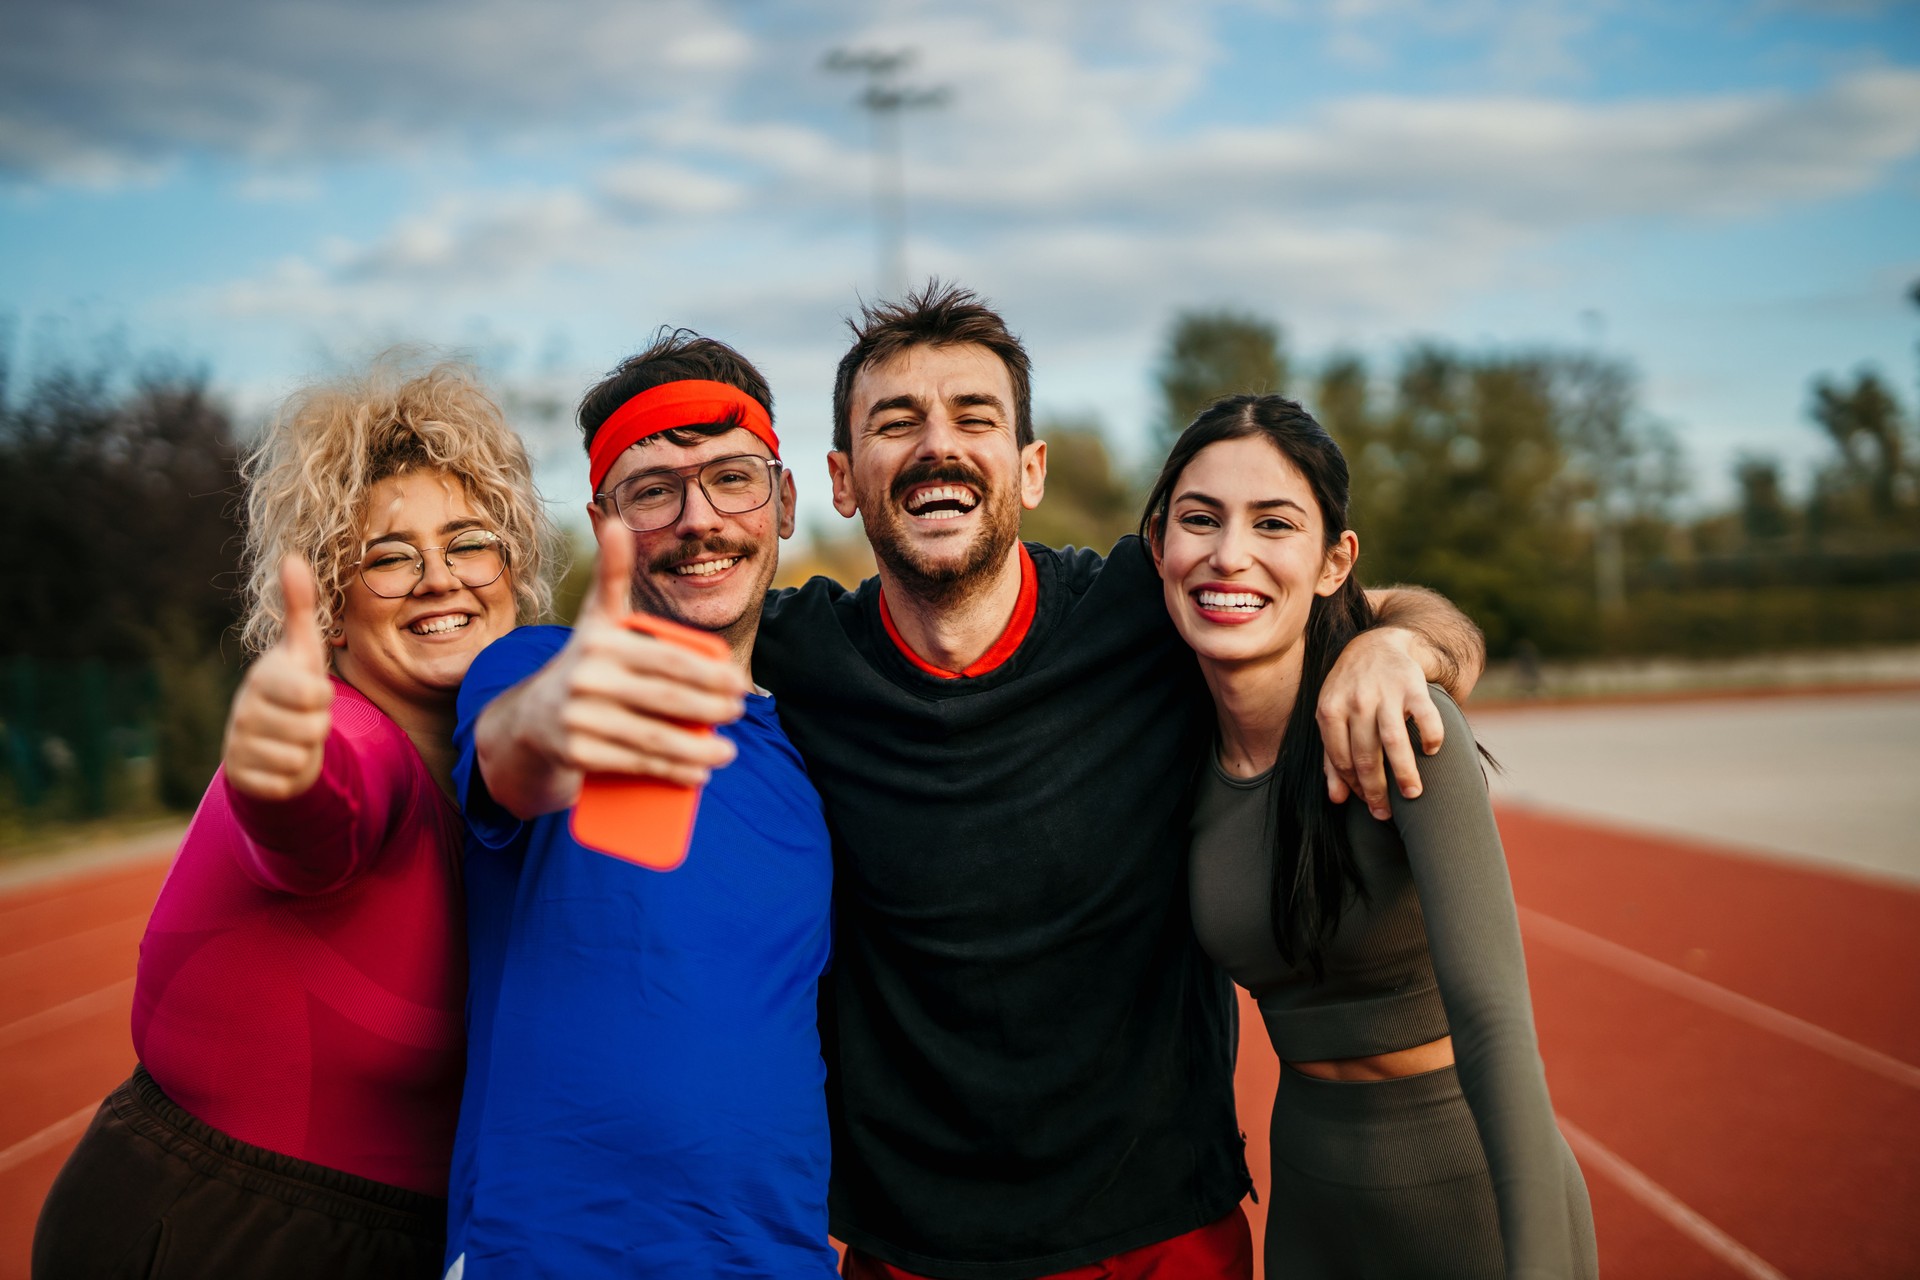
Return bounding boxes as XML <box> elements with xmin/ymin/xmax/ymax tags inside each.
<box><xmin>905</xmin><ymin>485</ymin><xmax>978</xmax><ymax>516</ymax></box>
<box><xmin>674</xmin><ymin>557</ymin><xmax>740</xmax><ymax>577</ymax></box>
<box><xmin>1197</xmin><ymin>591</ymin><xmax>1267</xmax><ymax>612</ymax></box>
<box><xmin>411</xmin><ymin>615</ymin><xmax>470</xmax><ymax>635</ymax></box>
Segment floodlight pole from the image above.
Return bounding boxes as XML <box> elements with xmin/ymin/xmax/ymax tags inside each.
<box><xmin>825</xmin><ymin>48</ymin><xmax>948</xmax><ymax>299</ymax></box>
<box><xmin>1909</xmin><ymin>279</ymin><xmax>1919</xmax><ymax>416</ymax></box>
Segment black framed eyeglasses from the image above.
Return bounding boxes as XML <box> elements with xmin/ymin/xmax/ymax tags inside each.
<box><xmin>357</xmin><ymin>530</ymin><xmax>510</xmax><ymax>598</ymax></box>
<box><xmin>596</xmin><ymin>453</ymin><xmax>782</xmax><ymax>533</ymax></box>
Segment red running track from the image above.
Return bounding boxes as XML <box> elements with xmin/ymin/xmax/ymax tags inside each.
<box><xmin>4</xmin><ymin>809</ymin><xmax>1917</xmax><ymax>1278</ymax></box>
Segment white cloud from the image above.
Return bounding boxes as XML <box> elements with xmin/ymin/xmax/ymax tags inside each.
<box><xmin>862</xmin><ymin>66</ymin><xmax>1920</xmax><ymax>232</ymax></box>
<box><xmin>208</xmin><ymin>50</ymin><xmax>1920</xmax><ymax>354</ymax></box>
<box><xmin>598</xmin><ymin>160</ymin><xmax>748</xmax><ymax>217</ymax></box>
<box><xmin>0</xmin><ymin>117</ymin><xmax>173</xmax><ymax>190</ymax></box>
<box><xmin>1191</xmin><ymin>67</ymin><xmax>1920</xmax><ymax>225</ymax></box>
<box><xmin>0</xmin><ymin>0</ymin><xmax>755</xmax><ymax>179</ymax></box>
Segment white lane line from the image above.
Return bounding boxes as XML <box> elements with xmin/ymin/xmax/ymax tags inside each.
<box><xmin>0</xmin><ymin>1103</ymin><xmax>95</xmax><ymax>1176</ymax></box>
<box><xmin>1519</xmin><ymin>907</ymin><xmax>1920</xmax><ymax>1091</ymax></box>
<box><xmin>1559</xmin><ymin>1115</ymin><xmax>1789</xmax><ymax>1280</ymax></box>
<box><xmin>0</xmin><ymin>979</ymin><xmax>135</xmax><ymax>1052</ymax></box>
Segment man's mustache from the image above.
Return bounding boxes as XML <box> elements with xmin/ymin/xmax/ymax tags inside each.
<box><xmin>649</xmin><ymin>537</ymin><xmax>755</xmax><ymax>574</ymax></box>
<box><xmin>889</xmin><ymin>462</ymin><xmax>990</xmax><ymax>505</ymax></box>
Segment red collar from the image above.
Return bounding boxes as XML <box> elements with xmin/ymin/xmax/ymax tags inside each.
<box><xmin>879</xmin><ymin>543</ymin><xmax>1038</xmax><ymax>680</ymax></box>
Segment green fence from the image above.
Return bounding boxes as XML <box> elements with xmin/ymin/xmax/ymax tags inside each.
<box><xmin>2</xmin><ymin>657</ymin><xmax>164</xmax><ymax>826</ymax></box>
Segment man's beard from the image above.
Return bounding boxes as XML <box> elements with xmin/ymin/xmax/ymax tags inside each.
<box><xmin>863</xmin><ymin>461</ymin><xmax>1022</xmax><ymax>609</ymax></box>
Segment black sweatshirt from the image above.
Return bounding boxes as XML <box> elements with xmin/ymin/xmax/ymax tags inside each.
<box><xmin>756</xmin><ymin>537</ymin><xmax>1249</xmax><ymax>1280</ymax></box>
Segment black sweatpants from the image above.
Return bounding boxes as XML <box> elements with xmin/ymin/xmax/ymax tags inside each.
<box><xmin>33</xmin><ymin>1066</ymin><xmax>445</xmax><ymax>1280</ymax></box>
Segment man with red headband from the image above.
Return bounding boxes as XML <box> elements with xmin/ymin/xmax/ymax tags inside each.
<box><xmin>439</xmin><ymin>330</ymin><xmax>840</xmax><ymax>1278</ymax></box>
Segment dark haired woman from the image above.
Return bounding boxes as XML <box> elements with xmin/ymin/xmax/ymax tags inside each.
<box><xmin>1142</xmin><ymin>395</ymin><xmax>1597</xmax><ymax>1278</ymax></box>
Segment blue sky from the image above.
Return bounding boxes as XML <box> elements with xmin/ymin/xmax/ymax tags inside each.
<box><xmin>3</xmin><ymin>0</ymin><xmax>1916</xmax><ymax>534</ymax></box>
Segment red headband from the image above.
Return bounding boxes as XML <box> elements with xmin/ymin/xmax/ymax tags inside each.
<box><xmin>588</xmin><ymin>380</ymin><xmax>779</xmax><ymax>492</ymax></box>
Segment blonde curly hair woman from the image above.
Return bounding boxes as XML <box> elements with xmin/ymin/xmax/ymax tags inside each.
<box><xmin>36</xmin><ymin>357</ymin><xmax>559</xmax><ymax>1280</ymax></box>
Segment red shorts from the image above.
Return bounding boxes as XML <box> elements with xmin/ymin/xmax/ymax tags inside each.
<box><xmin>841</xmin><ymin>1207</ymin><xmax>1252</xmax><ymax>1280</ymax></box>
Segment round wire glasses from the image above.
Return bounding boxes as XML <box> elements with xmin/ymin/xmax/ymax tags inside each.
<box><xmin>357</xmin><ymin>530</ymin><xmax>510</xmax><ymax>598</ymax></box>
<box><xmin>597</xmin><ymin>454</ymin><xmax>781</xmax><ymax>533</ymax></box>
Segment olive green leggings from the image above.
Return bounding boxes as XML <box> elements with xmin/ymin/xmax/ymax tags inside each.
<box><xmin>1263</xmin><ymin>1064</ymin><xmax>1597</xmax><ymax>1279</ymax></box>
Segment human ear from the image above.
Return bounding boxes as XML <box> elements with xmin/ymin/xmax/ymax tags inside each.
<box><xmin>1315</xmin><ymin>529</ymin><xmax>1359</xmax><ymax>597</ymax></box>
<box><xmin>1019</xmin><ymin>440</ymin><xmax>1047</xmax><ymax>511</ymax></box>
<box><xmin>827</xmin><ymin>450</ymin><xmax>859</xmax><ymax>518</ymax></box>
<box><xmin>777</xmin><ymin>467</ymin><xmax>798</xmax><ymax>540</ymax></box>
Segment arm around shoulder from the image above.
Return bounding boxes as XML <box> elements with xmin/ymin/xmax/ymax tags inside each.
<box><xmin>1317</xmin><ymin>597</ymin><xmax>1480</xmax><ymax>820</ymax></box>
<box><xmin>1363</xmin><ymin>585</ymin><xmax>1485</xmax><ymax>702</ymax></box>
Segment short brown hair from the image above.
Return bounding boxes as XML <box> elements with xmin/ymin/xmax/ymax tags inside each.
<box><xmin>831</xmin><ymin>281</ymin><xmax>1032</xmax><ymax>453</ymax></box>
<box><xmin>578</xmin><ymin>328</ymin><xmax>773</xmax><ymax>457</ymax></box>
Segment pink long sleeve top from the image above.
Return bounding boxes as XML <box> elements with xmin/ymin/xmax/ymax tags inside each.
<box><xmin>132</xmin><ymin>678</ymin><xmax>467</xmax><ymax>1196</ymax></box>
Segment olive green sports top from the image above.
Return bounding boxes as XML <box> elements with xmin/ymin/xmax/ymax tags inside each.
<box><xmin>1190</xmin><ymin>687</ymin><xmax>1576</xmax><ymax>1275</ymax></box>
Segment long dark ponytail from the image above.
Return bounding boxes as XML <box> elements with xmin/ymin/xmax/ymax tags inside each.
<box><xmin>1140</xmin><ymin>394</ymin><xmax>1373</xmax><ymax>980</ymax></box>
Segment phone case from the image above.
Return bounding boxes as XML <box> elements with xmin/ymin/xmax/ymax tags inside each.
<box><xmin>570</xmin><ymin>612</ymin><xmax>733</xmax><ymax>871</ymax></box>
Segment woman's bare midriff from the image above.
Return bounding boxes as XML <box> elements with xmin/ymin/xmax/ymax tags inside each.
<box><xmin>1286</xmin><ymin>1035</ymin><xmax>1454</xmax><ymax>1081</ymax></box>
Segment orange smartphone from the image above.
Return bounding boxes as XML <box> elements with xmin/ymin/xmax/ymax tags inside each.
<box><xmin>570</xmin><ymin>612</ymin><xmax>733</xmax><ymax>872</ymax></box>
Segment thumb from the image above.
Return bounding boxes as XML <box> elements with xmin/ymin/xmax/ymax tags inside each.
<box><xmin>583</xmin><ymin>516</ymin><xmax>635</xmax><ymax>623</ymax></box>
<box><xmin>279</xmin><ymin>554</ymin><xmax>327</xmax><ymax>669</ymax></box>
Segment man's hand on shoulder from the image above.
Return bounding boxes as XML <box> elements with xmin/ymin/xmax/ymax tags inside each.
<box><xmin>1319</xmin><ymin>586</ymin><xmax>1485</xmax><ymax>820</ymax></box>
<box><xmin>1317</xmin><ymin>626</ymin><xmax>1444</xmax><ymax>821</ymax></box>
<box><xmin>474</xmin><ymin>520</ymin><xmax>749</xmax><ymax>820</ymax></box>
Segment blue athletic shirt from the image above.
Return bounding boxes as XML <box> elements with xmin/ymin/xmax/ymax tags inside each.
<box><xmin>444</xmin><ymin>625</ymin><xmax>838</xmax><ymax>1279</ymax></box>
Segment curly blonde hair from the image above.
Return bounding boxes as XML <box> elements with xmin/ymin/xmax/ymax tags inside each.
<box><xmin>239</xmin><ymin>355</ymin><xmax>562</xmax><ymax>654</ymax></box>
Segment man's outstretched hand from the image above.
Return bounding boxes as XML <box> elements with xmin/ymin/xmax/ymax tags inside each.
<box><xmin>475</xmin><ymin>519</ymin><xmax>750</xmax><ymax>820</ymax></box>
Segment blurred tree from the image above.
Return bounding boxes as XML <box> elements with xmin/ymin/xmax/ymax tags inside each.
<box><xmin>1154</xmin><ymin>309</ymin><xmax>1288</xmax><ymax>450</ymax></box>
<box><xmin>1734</xmin><ymin>454</ymin><xmax>1793</xmax><ymax>544</ymax></box>
<box><xmin>1308</xmin><ymin>343</ymin><xmax>1678</xmax><ymax>656</ymax></box>
<box><xmin>1312</xmin><ymin>352</ymin><xmax>1372</xmax><ymax>448</ymax></box>
<box><xmin>1020</xmin><ymin>416</ymin><xmax>1137</xmax><ymax>552</ymax></box>
<box><xmin>0</xmin><ymin>357</ymin><xmax>242</xmax><ymax>661</ymax></box>
<box><xmin>548</xmin><ymin>528</ymin><xmax>597</xmax><ymax>626</ymax></box>
<box><xmin>0</xmin><ymin>341</ymin><xmax>244</xmax><ymax>815</ymax></box>
<box><xmin>1809</xmin><ymin>369</ymin><xmax>1910</xmax><ymax>528</ymax></box>
<box><xmin>150</xmin><ymin>612</ymin><xmax>232</xmax><ymax>808</ymax></box>
<box><xmin>1557</xmin><ymin>355</ymin><xmax>1687</xmax><ymax>595</ymax></box>
<box><xmin>773</xmin><ymin>521</ymin><xmax>878</xmax><ymax>589</ymax></box>
<box><xmin>1391</xmin><ymin>348</ymin><xmax>1590</xmax><ymax>653</ymax></box>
